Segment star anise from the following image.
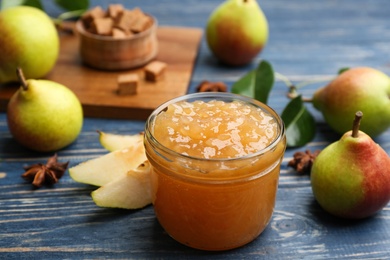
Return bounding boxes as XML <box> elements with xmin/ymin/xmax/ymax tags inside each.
<box><xmin>287</xmin><ymin>150</ymin><xmax>321</xmax><ymax>174</ymax></box>
<box><xmin>22</xmin><ymin>154</ymin><xmax>69</xmax><ymax>188</ymax></box>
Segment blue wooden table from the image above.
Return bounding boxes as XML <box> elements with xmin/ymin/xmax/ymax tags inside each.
<box><xmin>1</xmin><ymin>0</ymin><xmax>390</xmax><ymax>259</ymax></box>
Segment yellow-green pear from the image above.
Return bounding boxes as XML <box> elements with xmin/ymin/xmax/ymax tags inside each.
<box><xmin>0</xmin><ymin>6</ymin><xmax>59</xmax><ymax>83</ymax></box>
<box><xmin>7</xmin><ymin>68</ymin><xmax>83</xmax><ymax>152</ymax></box>
<box><xmin>311</xmin><ymin>112</ymin><xmax>390</xmax><ymax>219</ymax></box>
<box><xmin>206</xmin><ymin>0</ymin><xmax>268</xmax><ymax>66</ymax></box>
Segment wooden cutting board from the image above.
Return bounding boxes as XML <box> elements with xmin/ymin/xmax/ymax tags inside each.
<box><xmin>0</xmin><ymin>25</ymin><xmax>203</xmax><ymax>120</ymax></box>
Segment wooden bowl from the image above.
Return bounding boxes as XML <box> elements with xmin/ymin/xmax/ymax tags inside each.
<box><xmin>75</xmin><ymin>15</ymin><xmax>158</xmax><ymax>70</ymax></box>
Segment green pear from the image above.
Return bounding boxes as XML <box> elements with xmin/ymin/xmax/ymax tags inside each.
<box><xmin>312</xmin><ymin>67</ymin><xmax>390</xmax><ymax>137</ymax></box>
<box><xmin>311</xmin><ymin>112</ymin><xmax>390</xmax><ymax>219</ymax></box>
<box><xmin>0</xmin><ymin>6</ymin><xmax>59</xmax><ymax>83</ymax></box>
<box><xmin>206</xmin><ymin>0</ymin><xmax>268</xmax><ymax>66</ymax></box>
<box><xmin>7</xmin><ymin>68</ymin><xmax>83</xmax><ymax>152</ymax></box>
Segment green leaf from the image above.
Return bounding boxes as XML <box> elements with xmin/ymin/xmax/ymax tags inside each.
<box><xmin>231</xmin><ymin>70</ymin><xmax>255</xmax><ymax>98</ymax></box>
<box><xmin>338</xmin><ymin>67</ymin><xmax>349</xmax><ymax>74</ymax></box>
<box><xmin>254</xmin><ymin>60</ymin><xmax>274</xmax><ymax>104</ymax></box>
<box><xmin>1</xmin><ymin>0</ymin><xmax>42</xmax><ymax>10</ymax></box>
<box><xmin>281</xmin><ymin>95</ymin><xmax>316</xmax><ymax>147</ymax></box>
<box><xmin>55</xmin><ymin>9</ymin><xmax>87</xmax><ymax>22</ymax></box>
<box><xmin>54</xmin><ymin>0</ymin><xmax>89</xmax><ymax>12</ymax></box>
<box><xmin>231</xmin><ymin>60</ymin><xmax>274</xmax><ymax>104</ymax></box>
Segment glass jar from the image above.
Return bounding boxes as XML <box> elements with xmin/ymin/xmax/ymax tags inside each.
<box><xmin>144</xmin><ymin>92</ymin><xmax>286</xmax><ymax>251</ymax></box>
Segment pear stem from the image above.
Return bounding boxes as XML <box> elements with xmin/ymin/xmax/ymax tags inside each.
<box><xmin>352</xmin><ymin>111</ymin><xmax>363</xmax><ymax>138</ymax></box>
<box><xmin>16</xmin><ymin>67</ymin><xmax>28</xmax><ymax>91</ymax></box>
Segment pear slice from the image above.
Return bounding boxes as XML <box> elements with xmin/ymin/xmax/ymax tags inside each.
<box><xmin>69</xmin><ymin>141</ymin><xmax>147</xmax><ymax>186</ymax></box>
<box><xmin>91</xmin><ymin>161</ymin><xmax>152</xmax><ymax>209</ymax></box>
<box><xmin>98</xmin><ymin>131</ymin><xmax>144</xmax><ymax>152</ymax></box>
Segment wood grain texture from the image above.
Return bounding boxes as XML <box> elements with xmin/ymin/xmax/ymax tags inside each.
<box><xmin>0</xmin><ymin>26</ymin><xmax>203</xmax><ymax>120</ymax></box>
<box><xmin>1</xmin><ymin>0</ymin><xmax>390</xmax><ymax>259</ymax></box>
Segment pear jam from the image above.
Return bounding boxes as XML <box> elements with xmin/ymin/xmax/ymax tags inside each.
<box><xmin>144</xmin><ymin>93</ymin><xmax>286</xmax><ymax>251</ymax></box>
<box><xmin>154</xmin><ymin>100</ymin><xmax>277</xmax><ymax>159</ymax></box>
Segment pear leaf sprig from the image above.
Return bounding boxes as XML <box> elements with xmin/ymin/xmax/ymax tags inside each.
<box><xmin>231</xmin><ymin>60</ymin><xmax>316</xmax><ymax>148</ymax></box>
<box><xmin>284</xmin><ymin>67</ymin><xmax>349</xmax><ymax>103</ymax></box>
<box><xmin>0</xmin><ymin>0</ymin><xmax>89</xmax><ymax>23</ymax></box>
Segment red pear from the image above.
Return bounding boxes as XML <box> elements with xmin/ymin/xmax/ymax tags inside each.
<box><xmin>205</xmin><ymin>0</ymin><xmax>268</xmax><ymax>66</ymax></box>
<box><xmin>312</xmin><ymin>67</ymin><xmax>390</xmax><ymax>137</ymax></box>
<box><xmin>311</xmin><ymin>112</ymin><xmax>390</xmax><ymax>219</ymax></box>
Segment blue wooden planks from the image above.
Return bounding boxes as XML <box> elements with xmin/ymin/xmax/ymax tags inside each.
<box><xmin>1</xmin><ymin>0</ymin><xmax>389</xmax><ymax>258</ymax></box>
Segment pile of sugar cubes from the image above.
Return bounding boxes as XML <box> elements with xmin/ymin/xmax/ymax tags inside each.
<box><xmin>81</xmin><ymin>4</ymin><xmax>153</xmax><ymax>38</ymax></box>
<box><xmin>80</xmin><ymin>4</ymin><xmax>167</xmax><ymax>96</ymax></box>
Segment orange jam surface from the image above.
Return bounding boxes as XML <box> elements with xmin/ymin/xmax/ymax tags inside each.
<box><xmin>146</xmin><ymin>99</ymin><xmax>286</xmax><ymax>251</ymax></box>
<box><xmin>153</xmin><ymin>100</ymin><xmax>278</xmax><ymax>159</ymax></box>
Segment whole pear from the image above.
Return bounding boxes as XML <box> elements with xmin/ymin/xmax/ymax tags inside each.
<box><xmin>206</xmin><ymin>0</ymin><xmax>268</xmax><ymax>66</ymax></box>
<box><xmin>0</xmin><ymin>6</ymin><xmax>59</xmax><ymax>84</ymax></box>
<box><xmin>312</xmin><ymin>67</ymin><xmax>390</xmax><ymax>137</ymax></box>
<box><xmin>311</xmin><ymin>112</ymin><xmax>390</xmax><ymax>219</ymax></box>
<box><xmin>7</xmin><ymin>68</ymin><xmax>83</xmax><ymax>152</ymax></box>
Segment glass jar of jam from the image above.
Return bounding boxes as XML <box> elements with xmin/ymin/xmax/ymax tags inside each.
<box><xmin>144</xmin><ymin>92</ymin><xmax>286</xmax><ymax>251</ymax></box>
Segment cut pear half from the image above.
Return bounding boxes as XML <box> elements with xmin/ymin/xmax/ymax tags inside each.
<box><xmin>98</xmin><ymin>131</ymin><xmax>144</xmax><ymax>152</ymax></box>
<box><xmin>91</xmin><ymin>161</ymin><xmax>152</xmax><ymax>209</ymax></box>
<box><xmin>69</xmin><ymin>141</ymin><xmax>147</xmax><ymax>186</ymax></box>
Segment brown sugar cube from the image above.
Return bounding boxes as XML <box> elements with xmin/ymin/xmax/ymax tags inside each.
<box><xmin>117</xmin><ymin>74</ymin><xmax>139</xmax><ymax>95</ymax></box>
<box><xmin>91</xmin><ymin>17</ymin><xmax>113</xmax><ymax>35</ymax></box>
<box><xmin>112</xmin><ymin>28</ymin><xmax>127</xmax><ymax>38</ymax></box>
<box><xmin>129</xmin><ymin>7</ymin><xmax>144</xmax><ymax>20</ymax></box>
<box><xmin>107</xmin><ymin>4</ymin><xmax>124</xmax><ymax>20</ymax></box>
<box><xmin>114</xmin><ymin>10</ymin><xmax>133</xmax><ymax>32</ymax></box>
<box><xmin>130</xmin><ymin>15</ymin><xmax>152</xmax><ymax>33</ymax></box>
<box><xmin>81</xmin><ymin>6</ymin><xmax>106</xmax><ymax>30</ymax></box>
<box><xmin>82</xmin><ymin>6</ymin><xmax>106</xmax><ymax>21</ymax></box>
<box><xmin>115</xmin><ymin>8</ymin><xmax>142</xmax><ymax>33</ymax></box>
<box><xmin>145</xmin><ymin>61</ymin><xmax>167</xmax><ymax>82</ymax></box>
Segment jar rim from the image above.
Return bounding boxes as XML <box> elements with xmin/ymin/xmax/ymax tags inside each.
<box><xmin>145</xmin><ymin>92</ymin><xmax>285</xmax><ymax>163</ymax></box>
